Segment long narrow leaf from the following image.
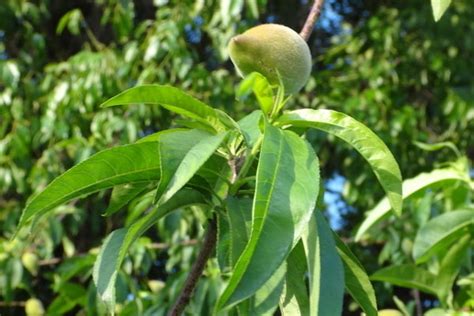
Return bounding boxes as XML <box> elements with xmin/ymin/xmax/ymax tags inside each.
<box><xmin>217</xmin><ymin>124</ymin><xmax>319</xmax><ymax>309</ymax></box>
<box><xmin>277</xmin><ymin>109</ymin><xmax>402</xmax><ymax>217</ymax></box>
<box><xmin>101</xmin><ymin>85</ymin><xmax>226</xmax><ymax>132</ymax></box>
<box><xmin>334</xmin><ymin>234</ymin><xmax>378</xmax><ymax>316</ymax></box>
<box><xmin>413</xmin><ymin>209</ymin><xmax>474</xmax><ymax>263</ymax></box>
<box><xmin>93</xmin><ymin>188</ymin><xmax>206</xmax><ymax>309</ymax></box>
<box><xmin>17</xmin><ymin>142</ymin><xmax>162</xmax><ymax>229</ymax></box>
<box><xmin>356</xmin><ymin>168</ymin><xmax>470</xmax><ymax>241</ymax></box>
<box><xmin>303</xmin><ymin>212</ymin><xmax>344</xmax><ymax>316</ymax></box>
<box><xmin>371</xmin><ymin>264</ymin><xmax>439</xmax><ymax>295</ymax></box>
<box><xmin>280</xmin><ymin>241</ymin><xmax>310</xmax><ymax>316</ymax></box>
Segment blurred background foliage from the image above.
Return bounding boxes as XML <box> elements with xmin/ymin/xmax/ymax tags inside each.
<box><xmin>0</xmin><ymin>0</ymin><xmax>472</xmax><ymax>314</ymax></box>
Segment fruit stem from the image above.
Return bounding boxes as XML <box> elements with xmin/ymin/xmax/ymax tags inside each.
<box><xmin>300</xmin><ymin>0</ymin><xmax>325</xmax><ymax>41</ymax></box>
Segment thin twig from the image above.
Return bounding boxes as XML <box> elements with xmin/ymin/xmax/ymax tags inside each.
<box><xmin>300</xmin><ymin>0</ymin><xmax>325</xmax><ymax>41</ymax></box>
<box><xmin>168</xmin><ymin>217</ymin><xmax>217</xmax><ymax>316</ymax></box>
<box><xmin>413</xmin><ymin>289</ymin><xmax>423</xmax><ymax>316</ymax></box>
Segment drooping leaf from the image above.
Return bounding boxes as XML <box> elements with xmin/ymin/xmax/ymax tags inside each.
<box><xmin>356</xmin><ymin>168</ymin><xmax>470</xmax><ymax>241</ymax></box>
<box><xmin>93</xmin><ymin>188</ymin><xmax>206</xmax><ymax>310</ymax></box>
<box><xmin>238</xmin><ymin>263</ymin><xmax>287</xmax><ymax>316</ymax></box>
<box><xmin>413</xmin><ymin>209</ymin><xmax>474</xmax><ymax>263</ymax></box>
<box><xmin>280</xmin><ymin>241</ymin><xmax>310</xmax><ymax>316</ymax></box>
<box><xmin>371</xmin><ymin>264</ymin><xmax>439</xmax><ymax>295</ymax></box>
<box><xmin>101</xmin><ymin>85</ymin><xmax>226</xmax><ymax>132</ymax></box>
<box><xmin>103</xmin><ymin>183</ymin><xmax>150</xmax><ymax>216</ymax></box>
<box><xmin>334</xmin><ymin>234</ymin><xmax>378</xmax><ymax>316</ymax></box>
<box><xmin>277</xmin><ymin>109</ymin><xmax>402</xmax><ymax>216</ymax></box>
<box><xmin>217</xmin><ymin>123</ymin><xmax>319</xmax><ymax>309</ymax></box>
<box><xmin>17</xmin><ymin>142</ymin><xmax>162</xmax><ymax>230</ymax></box>
<box><xmin>157</xmin><ymin>132</ymin><xmax>228</xmax><ymax>205</ymax></box>
<box><xmin>435</xmin><ymin>234</ymin><xmax>470</xmax><ymax>303</ymax></box>
<box><xmin>303</xmin><ymin>212</ymin><xmax>344</xmax><ymax>316</ymax></box>
<box><xmin>431</xmin><ymin>0</ymin><xmax>452</xmax><ymax>22</ymax></box>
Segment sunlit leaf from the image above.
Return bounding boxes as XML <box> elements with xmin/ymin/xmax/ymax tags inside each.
<box><xmin>279</xmin><ymin>242</ymin><xmax>310</xmax><ymax>316</ymax></box>
<box><xmin>217</xmin><ymin>123</ymin><xmax>319</xmax><ymax>309</ymax></box>
<box><xmin>413</xmin><ymin>209</ymin><xmax>474</xmax><ymax>263</ymax></box>
<box><xmin>371</xmin><ymin>264</ymin><xmax>439</xmax><ymax>295</ymax></box>
<box><xmin>356</xmin><ymin>168</ymin><xmax>470</xmax><ymax>241</ymax></box>
<box><xmin>431</xmin><ymin>0</ymin><xmax>452</xmax><ymax>22</ymax></box>
<box><xmin>334</xmin><ymin>234</ymin><xmax>378</xmax><ymax>316</ymax></box>
<box><xmin>277</xmin><ymin>109</ymin><xmax>402</xmax><ymax>216</ymax></box>
<box><xmin>303</xmin><ymin>212</ymin><xmax>344</xmax><ymax>316</ymax></box>
<box><xmin>17</xmin><ymin>142</ymin><xmax>162</xmax><ymax>230</ymax></box>
<box><xmin>101</xmin><ymin>85</ymin><xmax>226</xmax><ymax>133</ymax></box>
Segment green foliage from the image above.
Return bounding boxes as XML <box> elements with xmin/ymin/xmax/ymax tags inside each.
<box><xmin>1</xmin><ymin>0</ymin><xmax>473</xmax><ymax>315</ymax></box>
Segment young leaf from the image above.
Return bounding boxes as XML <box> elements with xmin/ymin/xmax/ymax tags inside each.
<box><xmin>303</xmin><ymin>212</ymin><xmax>344</xmax><ymax>316</ymax></box>
<box><xmin>371</xmin><ymin>264</ymin><xmax>439</xmax><ymax>295</ymax></box>
<box><xmin>431</xmin><ymin>0</ymin><xmax>452</xmax><ymax>22</ymax></box>
<box><xmin>101</xmin><ymin>85</ymin><xmax>226</xmax><ymax>133</ymax></box>
<box><xmin>334</xmin><ymin>234</ymin><xmax>378</xmax><ymax>316</ymax></box>
<box><xmin>238</xmin><ymin>110</ymin><xmax>263</xmax><ymax>148</ymax></box>
<box><xmin>413</xmin><ymin>209</ymin><xmax>474</xmax><ymax>264</ymax></box>
<box><xmin>217</xmin><ymin>123</ymin><xmax>320</xmax><ymax>309</ymax></box>
<box><xmin>17</xmin><ymin>142</ymin><xmax>162</xmax><ymax>230</ymax></box>
<box><xmin>277</xmin><ymin>109</ymin><xmax>402</xmax><ymax>216</ymax></box>
<box><xmin>280</xmin><ymin>241</ymin><xmax>310</xmax><ymax>316</ymax></box>
<box><xmin>356</xmin><ymin>168</ymin><xmax>470</xmax><ymax>241</ymax></box>
<box><xmin>157</xmin><ymin>131</ymin><xmax>228</xmax><ymax>205</ymax></box>
<box><xmin>237</xmin><ymin>72</ymin><xmax>274</xmax><ymax>115</ymax></box>
<box><xmin>93</xmin><ymin>188</ymin><xmax>206</xmax><ymax>310</ymax></box>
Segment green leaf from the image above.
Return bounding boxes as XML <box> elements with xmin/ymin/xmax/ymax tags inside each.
<box><xmin>413</xmin><ymin>209</ymin><xmax>474</xmax><ymax>263</ymax></box>
<box><xmin>238</xmin><ymin>72</ymin><xmax>274</xmax><ymax>115</ymax></box>
<box><xmin>431</xmin><ymin>0</ymin><xmax>452</xmax><ymax>22</ymax></box>
<box><xmin>152</xmin><ymin>129</ymin><xmax>218</xmax><ymax>202</ymax></box>
<box><xmin>371</xmin><ymin>264</ymin><xmax>439</xmax><ymax>295</ymax></box>
<box><xmin>238</xmin><ymin>110</ymin><xmax>263</xmax><ymax>148</ymax></box>
<box><xmin>227</xmin><ymin>196</ymin><xmax>252</xmax><ymax>266</ymax></box>
<box><xmin>17</xmin><ymin>142</ymin><xmax>162</xmax><ymax>230</ymax></box>
<box><xmin>93</xmin><ymin>188</ymin><xmax>206</xmax><ymax>310</ymax></box>
<box><xmin>356</xmin><ymin>168</ymin><xmax>470</xmax><ymax>241</ymax></box>
<box><xmin>436</xmin><ymin>234</ymin><xmax>470</xmax><ymax>303</ymax></box>
<box><xmin>280</xmin><ymin>241</ymin><xmax>310</xmax><ymax>316</ymax></box>
<box><xmin>217</xmin><ymin>123</ymin><xmax>320</xmax><ymax>309</ymax></box>
<box><xmin>277</xmin><ymin>109</ymin><xmax>402</xmax><ymax>216</ymax></box>
<box><xmin>157</xmin><ymin>131</ymin><xmax>228</xmax><ymax>205</ymax></box>
<box><xmin>238</xmin><ymin>263</ymin><xmax>287</xmax><ymax>316</ymax></box>
<box><xmin>103</xmin><ymin>183</ymin><xmax>150</xmax><ymax>216</ymax></box>
<box><xmin>101</xmin><ymin>85</ymin><xmax>226</xmax><ymax>133</ymax></box>
<box><xmin>334</xmin><ymin>234</ymin><xmax>378</xmax><ymax>316</ymax></box>
<box><xmin>303</xmin><ymin>212</ymin><xmax>344</xmax><ymax>316</ymax></box>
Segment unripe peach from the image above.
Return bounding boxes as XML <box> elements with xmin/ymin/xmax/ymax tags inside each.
<box><xmin>228</xmin><ymin>24</ymin><xmax>312</xmax><ymax>94</ymax></box>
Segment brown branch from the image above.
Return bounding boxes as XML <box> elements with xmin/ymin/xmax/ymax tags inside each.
<box><xmin>300</xmin><ymin>0</ymin><xmax>325</xmax><ymax>41</ymax></box>
<box><xmin>168</xmin><ymin>218</ymin><xmax>217</xmax><ymax>316</ymax></box>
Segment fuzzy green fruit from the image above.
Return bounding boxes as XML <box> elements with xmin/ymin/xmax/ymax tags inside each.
<box><xmin>228</xmin><ymin>23</ymin><xmax>312</xmax><ymax>94</ymax></box>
